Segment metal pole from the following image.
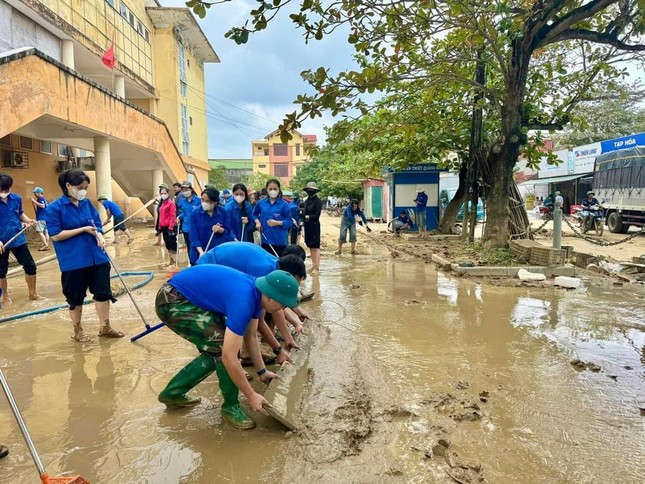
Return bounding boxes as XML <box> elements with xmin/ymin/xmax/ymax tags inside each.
<box><xmin>467</xmin><ymin>48</ymin><xmax>486</xmax><ymax>243</ymax></box>
<box><xmin>553</xmin><ymin>201</ymin><xmax>562</xmax><ymax>249</ymax></box>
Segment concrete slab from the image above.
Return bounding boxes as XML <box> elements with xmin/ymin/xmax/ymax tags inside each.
<box><xmin>263</xmin><ymin>330</ymin><xmax>314</xmax><ymax>431</ymax></box>
<box><xmin>431</xmin><ymin>253</ymin><xmax>452</xmax><ymax>270</ymax></box>
<box><xmin>451</xmin><ymin>264</ymin><xmax>576</xmax><ymax>277</ymax></box>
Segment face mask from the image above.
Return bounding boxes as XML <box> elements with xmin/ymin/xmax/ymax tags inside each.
<box><xmin>201</xmin><ymin>201</ymin><xmax>215</xmax><ymax>211</ymax></box>
<box><xmin>268</xmin><ymin>190</ymin><xmax>279</xmax><ymax>199</ymax></box>
<box><xmin>0</xmin><ymin>192</ymin><xmax>9</xmax><ymax>199</ymax></box>
<box><xmin>234</xmin><ymin>195</ymin><xmax>245</xmax><ymax>204</ymax></box>
<box><xmin>182</xmin><ymin>191</ymin><xmax>191</xmax><ymax>198</ymax></box>
<box><xmin>305</xmin><ymin>190</ymin><xmax>316</xmax><ymax>196</ymax></box>
<box><xmin>160</xmin><ymin>194</ymin><xmax>169</xmax><ymax>200</ymax></box>
<box><xmin>71</xmin><ymin>188</ymin><xmax>87</xmax><ymax>201</ymax></box>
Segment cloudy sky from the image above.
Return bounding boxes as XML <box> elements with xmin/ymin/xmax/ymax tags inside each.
<box><xmin>165</xmin><ymin>0</ymin><xmax>357</xmax><ymax>160</ymax></box>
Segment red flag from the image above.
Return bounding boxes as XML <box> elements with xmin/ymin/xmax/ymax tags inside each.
<box><xmin>101</xmin><ymin>44</ymin><xmax>115</xmax><ymax>69</ymax></box>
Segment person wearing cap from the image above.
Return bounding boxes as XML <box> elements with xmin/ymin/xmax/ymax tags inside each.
<box><xmin>198</xmin><ymin>241</ymin><xmax>310</xmax><ymax>355</ymax></box>
<box><xmin>413</xmin><ymin>187</ymin><xmax>428</xmax><ymax>233</ymax></box>
<box><xmin>393</xmin><ymin>210</ymin><xmax>411</xmax><ymax>236</ymax></box>
<box><xmin>335</xmin><ymin>199</ymin><xmax>371</xmax><ymax>255</ymax></box>
<box><xmin>98</xmin><ymin>196</ymin><xmax>134</xmax><ymax>244</ymax></box>
<box><xmin>581</xmin><ymin>190</ymin><xmax>600</xmax><ymax>229</ymax></box>
<box><xmin>158</xmin><ymin>184</ymin><xmax>178</xmax><ymax>266</ymax></box>
<box><xmin>288</xmin><ymin>193</ymin><xmax>301</xmax><ymax>245</ymax></box>
<box><xmin>31</xmin><ymin>186</ymin><xmax>50</xmax><ymax>251</ymax></box>
<box><xmin>155</xmin><ymin>265</ymin><xmax>299</xmax><ymax>429</ymax></box>
<box><xmin>188</xmin><ymin>187</ymin><xmax>233</xmax><ymax>265</ymax></box>
<box><xmin>302</xmin><ymin>181</ymin><xmax>323</xmax><ymax>274</ymax></box>
<box><xmin>0</xmin><ymin>173</ymin><xmax>38</xmax><ymax>303</ymax></box>
<box><xmin>555</xmin><ymin>191</ymin><xmax>564</xmax><ymax>208</ymax></box>
<box><xmin>176</xmin><ymin>181</ymin><xmax>201</xmax><ymax>255</ymax></box>
<box><xmin>46</xmin><ymin>170</ymin><xmax>124</xmax><ymax>341</ymax></box>
<box><xmin>219</xmin><ymin>189</ymin><xmax>233</xmax><ymax>206</ymax></box>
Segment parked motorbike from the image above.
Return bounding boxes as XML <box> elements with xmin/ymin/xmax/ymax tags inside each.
<box><xmin>539</xmin><ymin>204</ymin><xmax>554</xmax><ymax>220</ymax></box>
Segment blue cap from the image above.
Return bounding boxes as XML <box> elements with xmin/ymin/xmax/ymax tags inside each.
<box><xmin>33</xmin><ymin>186</ymin><xmax>43</xmax><ymax>193</ymax></box>
<box><xmin>222</xmin><ymin>189</ymin><xmax>230</xmax><ymax>195</ymax></box>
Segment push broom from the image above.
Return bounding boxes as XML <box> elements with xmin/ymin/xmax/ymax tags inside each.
<box><xmin>0</xmin><ymin>368</ymin><xmax>90</xmax><ymax>484</ymax></box>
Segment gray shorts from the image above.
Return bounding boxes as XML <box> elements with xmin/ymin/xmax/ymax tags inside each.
<box><xmin>35</xmin><ymin>220</ymin><xmax>48</xmax><ymax>233</ymax></box>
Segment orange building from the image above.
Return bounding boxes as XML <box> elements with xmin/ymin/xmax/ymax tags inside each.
<box><xmin>252</xmin><ymin>129</ymin><xmax>317</xmax><ymax>186</ymax></box>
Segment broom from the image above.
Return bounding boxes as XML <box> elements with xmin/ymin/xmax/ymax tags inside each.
<box><xmin>0</xmin><ymin>368</ymin><xmax>90</xmax><ymax>484</ymax></box>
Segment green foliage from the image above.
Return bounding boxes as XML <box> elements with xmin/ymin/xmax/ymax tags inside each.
<box><xmin>484</xmin><ymin>248</ymin><xmax>515</xmax><ymax>266</ymax></box>
<box><xmin>208</xmin><ymin>165</ymin><xmax>230</xmax><ymax>190</ymax></box>
<box><xmin>242</xmin><ymin>172</ymin><xmax>279</xmax><ymax>193</ymax></box>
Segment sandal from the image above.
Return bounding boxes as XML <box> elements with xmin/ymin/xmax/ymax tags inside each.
<box><xmin>38</xmin><ymin>246</ymin><xmax>49</xmax><ymax>251</ymax></box>
<box><xmin>71</xmin><ymin>330</ymin><xmax>91</xmax><ymax>343</ymax></box>
<box><xmin>127</xmin><ymin>238</ymin><xmax>134</xmax><ymax>245</ymax></box>
<box><xmin>98</xmin><ymin>325</ymin><xmax>125</xmax><ymax>338</ymax></box>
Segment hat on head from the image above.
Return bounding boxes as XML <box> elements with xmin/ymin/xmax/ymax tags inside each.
<box><xmin>33</xmin><ymin>186</ymin><xmax>43</xmax><ymax>193</ymax></box>
<box><xmin>587</xmin><ymin>190</ymin><xmax>595</xmax><ymax>196</ymax></box>
<box><xmin>255</xmin><ymin>270</ymin><xmax>299</xmax><ymax>308</ymax></box>
<box><xmin>222</xmin><ymin>189</ymin><xmax>230</xmax><ymax>195</ymax></box>
<box><xmin>159</xmin><ymin>183</ymin><xmax>169</xmax><ymax>190</ymax></box>
<box><xmin>181</xmin><ymin>181</ymin><xmax>192</xmax><ymax>188</ymax></box>
<box><xmin>416</xmin><ymin>186</ymin><xmax>424</xmax><ymax>193</ymax></box>
<box><xmin>555</xmin><ymin>191</ymin><xmax>561</xmax><ymax>195</ymax></box>
<box><xmin>303</xmin><ymin>181</ymin><xmax>320</xmax><ymax>192</ymax></box>
<box><xmin>98</xmin><ymin>195</ymin><xmax>108</xmax><ymax>201</ymax></box>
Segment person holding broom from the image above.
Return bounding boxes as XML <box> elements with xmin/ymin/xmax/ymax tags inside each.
<box><xmin>45</xmin><ymin>170</ymin><xmax>125</xmax><ymax>342</ymax></box>
<box><xmin>156</xmin><ymin>265</ymin><xmax>299</xmax><ymax>430</ymax></box>
<box><xmin>188</xmin><ymin>187</ymin><xmax>232</xmax><ymax>265</ymax></box>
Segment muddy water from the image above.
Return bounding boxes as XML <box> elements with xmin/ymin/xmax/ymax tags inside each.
<box><xmin>1</xmin><ymin>231</ymin><xmax>644</xmax><ymax>483</ymax></box>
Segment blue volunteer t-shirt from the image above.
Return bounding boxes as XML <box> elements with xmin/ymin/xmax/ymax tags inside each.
<box><xmin>103</xmin><ymin>200</ymin><xmax>124</xmax><ymax>217</ymax></box>
<box><xmin>0</xmin><ymin>193</ymin><xmax>26</xmax><ymax>249</ymax></box>
<box><xmin>35</xmin><ymin>195</ymin><xmax>48</xmax><ymax>220</ymax></box>
<box><xmin>168</xmin><ymin>265</ymin><xmax>263</xmax><ymax>336</ymax></box>
<box><xmin>197</xmin><ymin>241</ymin><xmax>278</xmax><ymax>276</ymax></box>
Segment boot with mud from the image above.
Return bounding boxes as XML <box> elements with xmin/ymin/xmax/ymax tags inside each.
<box><xmin>70</xmin><ymin>307</ymin><xmax>91</xmax><ymax>343</ymax></box>
<box><xmin>215</xmin><ymin>361</ymin><xmax>256</xmax><ymax>429</ymax></box>
<box><xmin>159</xmin><ymin>352</ymin><xmax>217</xmax><ymax>407</ymax></box>
<box><xmin>0</xmin><ymin>445</ymin><xmax>8</xmax><ymax>459</ymax></box>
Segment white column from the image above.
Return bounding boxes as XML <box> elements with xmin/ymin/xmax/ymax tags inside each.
<box><xmin>61</xmin><ymin>40</ymin><xmax>74</xmax><ymax>70</ymax></box>
<box><xmin>152</xmin><ymin>169</ymin><xmax>163</xmax><ymax>219</ymax></box>
<box><xmin>94</xmin><ymin>137</ymin><xmax>114</xmax><ymax>240</ymax></box>
<box><xmin>115</xmin><ymin>75</ymin><xmax>125</xmax><ymax>98</ymax></box>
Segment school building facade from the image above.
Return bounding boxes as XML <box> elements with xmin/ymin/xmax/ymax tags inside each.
<box><xmin>0</xmin><ymin>0</ymin><xmax>217</xmax><ymax>217</ymax></box>
<box><xmin>251</xmin><ymin>129</ymin><xmax>317</xmax><ymax>186</ymax></box>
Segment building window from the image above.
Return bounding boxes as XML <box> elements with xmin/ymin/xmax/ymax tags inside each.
<box><xmin>274</xmin><ymin>164</ymin><xmax>289</xmax><ymax>177</ymax></box>
<box><xmin>40</xmin><ymin>141</ymin><xmax>52</xmax><ymax>154</ymax></box>
<box><xmin>119</xmin><ymin>2</ymin><xmax>127</xmax><ymax>17</ymax></box>
<box><xmin>57</xmin><ymin>144</ymin><xmax>68</xmax><ymax>157</ymax></box>
<box><xmin>259</xmin><ymin>164</ymin><xmax>266</xmax><ymax>169</ymax></box>
<box><xmin>273</xmin><ymin>144</ymin><xmax>288</xmax><ymax>156</ymax></box>
<box><xmin>106</xmin><ymin>0</ymin><xmax>116</xmax><ymax>8</ymax></box>
<box><xmin>0</xmin><ymin>135</ymin><xmax>10</xmax><ymax>147</ymax></box>
<box><xmin>178</xmin><ymin>41</ymin><xmax>187</xmax><ymax>92</ymax></box>
<box><xmin>295</xmin><ymin>143</ymin><xmax>301</xmax><ymax>156</ymax></box>
<box><xmin>181</xmin><ymin>104</ymin><xmax>189</xmax><ymax>155</ymax></box>
<box><xmin>19</xmin><ymin>136</ymin><xmax>33</xmax><ymax>151</ymax></box>
<box><xmin>129</xmin><ymin>12</ymin><xmax>135</xmax><ymax>28</ymax></box>
<box><xmin>144</xmin><ymin>29</ymin><xmax>150</xmax><ymax>42</ymax></box>
<box><xmin>180</xmin><ymin>81</ymin><xmax>187</xmax><ymax>97</ymax></box>
<box><xmin>189</xmin><ymin>116</ymin><xmax>193</xmax><ymax>126</ymax></box>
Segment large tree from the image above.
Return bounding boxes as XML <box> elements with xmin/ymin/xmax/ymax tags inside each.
<box><xmin>190</xmin><ymin>0</ymin><xmax>645</xmax><ymax>247</ymax></box>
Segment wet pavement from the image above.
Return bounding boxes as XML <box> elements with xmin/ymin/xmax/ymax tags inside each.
<box><xmin>1</xmin><ymin>229</ymin><xmax>644</xmax><ymax>483</ymax></box>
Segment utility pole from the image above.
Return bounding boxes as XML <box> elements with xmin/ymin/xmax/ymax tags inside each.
<box><xmin>468</xmin><ymin>48</ymin><xmax>486</xmax><ymax>243</ymax></box>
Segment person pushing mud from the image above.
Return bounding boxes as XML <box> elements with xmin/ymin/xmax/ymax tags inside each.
<box><xmin>156</xmin><ymin>265</ymin><xmax>299</xmax><ymax>429</ymax></box>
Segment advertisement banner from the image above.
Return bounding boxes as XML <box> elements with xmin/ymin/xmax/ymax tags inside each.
<box><xmin>572</xmin><ymin>142</ymin><xmax>600</xmax><ymax>174</ymax></box>
<box><xmin>600</xmin><ymin>132</ymin><xmax>645</xmax><ymax>154</ymax></box>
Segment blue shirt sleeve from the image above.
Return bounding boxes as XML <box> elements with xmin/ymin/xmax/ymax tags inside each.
<box><xmin>358</xmin><ymin>209</ymin><xmax>368</xmax><ymax>224</ymax></box>
<box><xmin>45</xmin><ymin>199</ymin><xmax>62</xmax><ymax>237</ymax></box>
<box><xmin>91</xmin><ymin>202</ymin><xmax>104</xmax><ymax>233</ymax></box>
<box><xmin>281</xmin><ymin>201</ymin><xmax>293</xmax><ymax>230</ymax></box>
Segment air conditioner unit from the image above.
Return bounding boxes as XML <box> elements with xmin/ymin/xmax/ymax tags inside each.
<box><xmin>3</xmin><ymin>151</ymin><xmax>28</xmax><ymax>169</ymax></box>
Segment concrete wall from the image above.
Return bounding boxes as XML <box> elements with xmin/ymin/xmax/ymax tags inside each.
<box><xmin>0</xmin><ymin>0</ymin><xmax>61</xmax><ymax>59</ymax></box>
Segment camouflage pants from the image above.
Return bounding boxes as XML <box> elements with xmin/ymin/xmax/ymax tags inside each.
<box><xmin>155</xmin><ymin>283</ymin><xmax>227</xmax><ymax>356</ymax></box>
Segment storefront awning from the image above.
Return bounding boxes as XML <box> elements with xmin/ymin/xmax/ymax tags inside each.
<box><xmin>519</xmin><ymin>173</ymin><xmax>590</xmax><ymax>186</ymax></box>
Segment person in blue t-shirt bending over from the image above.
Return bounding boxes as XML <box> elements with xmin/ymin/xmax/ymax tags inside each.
<box><xmin>198</xmin><ymin>242</ymin><xmax>309</xmax><ymax>356</ymax></box>
<box><xmin>156</xmin><ymin>265</ymin><xmax>299</xmax><ymax>430</ymax></box>
<box><xmin>98</xmin><ymin>195</ymin><xmax>134</xmax><ymax>245</ymax></box>
<box><xmin>414</xmin><ymin>187</ymin><xmax>428</xmax><ymax>233</ymax></box>
<box><xmin>46</xmin><ymin>170</ymin><xmax>124</xmax><ymax>342</ymax></box>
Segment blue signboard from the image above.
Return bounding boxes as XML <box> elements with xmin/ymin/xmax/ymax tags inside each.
<box><xmin>600</xmin><ymin>132</ymin><xmax>645</xmax><ymax>154</ymax></box>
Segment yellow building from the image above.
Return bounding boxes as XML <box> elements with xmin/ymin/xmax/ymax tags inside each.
<box><xmin>0</xmin><ymin>0</ymin><xmax>217</xmax><ymax>219</ymax></box>
<box><xmin>252</xmin><ymin>129</ymin><xmax>317</xmax><ymax>186</ymax></box>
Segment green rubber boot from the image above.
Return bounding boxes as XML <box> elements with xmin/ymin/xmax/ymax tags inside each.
<box><xmin>215</xmin><ymin>362</ymin><xmax>256</xmax><ymax>430</ymax></box>
<box><xmin>159</xmin><ymin>353</ymin><xmax>217</xmax><ymax>407</ymax></box>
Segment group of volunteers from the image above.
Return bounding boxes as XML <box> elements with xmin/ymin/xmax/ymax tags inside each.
<box><xmin>0</xmin><ymin>168</ymin><xmax>383</xmax><ymax>439</ymax></box>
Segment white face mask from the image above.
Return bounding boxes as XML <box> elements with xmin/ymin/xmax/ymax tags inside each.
<box><xmin>268</xmin><ymin>189</ymin><xmax>279</xmax><ymax>199</ymax></box>
<box><xmin>160</xmin><ymin>193</ymin><xmax>169</xmax><ymax>200</ymax></box>
<box><xmin>234</xmin><ymin>195</ymin><xmax>245</xmax><ymax>204</ymax></box>
<box><xmin>0</xmin><ymin>192</ymin><xmax>9</xmax><ymax>199</ymax></box>
<box><xmin>182</xmin><ymin>190</ymin><xmax>191</xmax><ymax>198</ymax></box>
<box><xmin>70</xmin><ymin>188</ymin><xmax>87</xmax><ymax>201</ymax></box>
<box><xmin>202</xmin><ymin>201</ymin><xmax>215</xmax><ymax>211</ymax></box>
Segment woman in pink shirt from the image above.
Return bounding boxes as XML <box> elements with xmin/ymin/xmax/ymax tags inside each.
<box><xmin>158</xmin><ymin>184</ymin><xmax>177</xmax><ymax>266</ymax></box>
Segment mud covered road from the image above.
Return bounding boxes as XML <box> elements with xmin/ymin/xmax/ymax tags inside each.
<box><xmin>1</xmin><ymin>222</ymin><xmax>644</xmax><ymax>483</ymax></box>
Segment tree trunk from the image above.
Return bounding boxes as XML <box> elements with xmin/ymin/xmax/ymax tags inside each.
<box><xmin>438</xmin><ymin>162</ymin><xmax>468</xmax><ymax>234</ymax></box>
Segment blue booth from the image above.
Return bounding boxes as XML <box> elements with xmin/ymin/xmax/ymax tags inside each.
<box><xmin>386</xmin><ymin>163</ymin><xmax>441</xmax><ymax>231</ymax></box>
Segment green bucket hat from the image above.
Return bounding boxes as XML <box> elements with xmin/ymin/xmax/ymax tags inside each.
<box><xmin>159</xmin><ymin>183</ymin><xmax>169</xmax><ymax>190</ymax></box>
<box><xmin>255</xmin><ymin>270</ymin><xmax>299</xmax><ymax>308</ymax></box>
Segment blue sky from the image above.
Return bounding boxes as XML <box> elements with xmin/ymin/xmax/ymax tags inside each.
<box><xmin>165</xmin><ymin>0</ymin><xmax>357</xmax><ymax>160</ymax></box>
